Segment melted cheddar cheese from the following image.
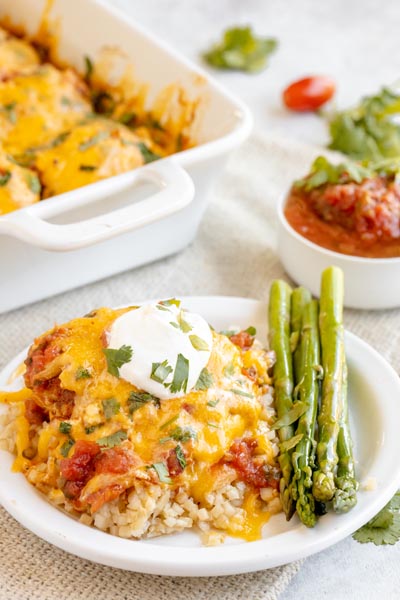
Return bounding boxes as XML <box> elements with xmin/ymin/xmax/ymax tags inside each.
<box><xmin>1</xmin><ymin>308</ymin><xmax>280</xmax><ymax>543</ymax></box>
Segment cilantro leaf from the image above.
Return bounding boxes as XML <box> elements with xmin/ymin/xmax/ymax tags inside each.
<box><xmin>327</xmin><ymin>86</ymin><xmax>400</xmax><ymax>160</ymax></box>
<box><xmin>0</xmin><ymin>171</ymin><xmax>11</xmax><ymax>186</ymax></box>
<box><xmin>207</xmin><ymin>398</ymin><xmax>220</xmax><ymax>407</ymax></box>
<box><xmin>189</xmin><ymin>334</ymin><xmax>209</xmax><ymax>351</ymax></box>
<box><xmin>60</xmin><ymin>438</ymin><xmax>75</xmax><ymax>457</ymax></box>
<box><xmin>294</xmin><ymin>156</ymin><xmax>374</xmax><ymax>192</ymax></box>
<box><xmin>26</xmin><ymin>173</ymin><xmax>41</xmax><ymax>195</ymax></box>
<box><xmin>151</xmin><ymin>462</ymin><xmax>172</xmax><ymax>484</ymax></box>
<box><xmin>160</xmin><ymin>426</ymin><xmax>197</xmax><ymax>444</ymax></box>
<box><xmin>151</xmin><ymin>360</ymin><xmax>173</xmax><ymax>384</ymax></box>
<box><xmin>79</xmin><ymin>131</ymin><xmax>110</xmax><ymax>151</ymax></box>
<box><xmin>97</xmin><ymin>430</ymin><xmax>127</xmax><ymax>448</ymax></box>
<box><xmin>353</xmin><ymin>491</ymin><xmax>400</xmax><ymax>546</ymax></box>
<box><xmin>231</xmin><ymin>388</ymin><xmax>254</xmax><ymax>398</ymax></box>
<box><xmin>175</xmin><ymin>445</ymin><xmax>186</xmax><ymax>470</ymax></box>
<box><xmin>102</xmin><ymin>398</ymin><xmax>120</xmax><ymax>420</ymax></box>
<box><xmin>194</xmin><ymin>367</ymin><xmax>213</xmax><ymax>391</ymax></box>
<box><xmin>75</xmin><ymin>367</ymin><xmax>91</xmax><ymax>380</ymax></box>
<box><xmin>159</xmin><ymin>415</ymin><xmax>179</xmax><ymax>430</ymax></box>
<box><xmin>223</xmin><ymin>362</ymin><xmax>236</xmax><ymax>377</ymax></box>
<box><xmin>138</xmin><ymin>141</ymin><xmax>160</xmax><ymax>164</ymax></box>
<box><xmin>203</xmin><ymin>26</ymin><xmax>277</xmax><ymax>73</ymax></box>
<box><xmin>169</xmin><ymin>353</ymin><xmax>189</xmax><ymax>394</ymax></box>
<box><xmin>159</xmin><ymin>298</ymin><xmax>181</xmax><ymax>308</ymax></box>
<box><xmin>59</xmin><ymin>421</ymin><xmax>72</xmax><ymax>435</ymax></box>
<box><xmin>102</xmin><ymin>345</ymin><xmax>133</xmax><ymax>377</ymax></box>
<box><xmin>84</xmin><ymin>55</ymin><xmax>94</xmax><ymax>82</ymax></box>
<box><xmin>128</xmin><ymin>391</ymin><xmax>160</xmax><ymax>414</ymax></box>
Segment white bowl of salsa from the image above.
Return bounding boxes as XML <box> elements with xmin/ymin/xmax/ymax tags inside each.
<box><xmin>277</xmin><ymin>157</ymin><xmax>400</xmax><ymax>310</ymax></box>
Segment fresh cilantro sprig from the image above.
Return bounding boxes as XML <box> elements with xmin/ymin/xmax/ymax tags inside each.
<box><xmin>203</xmin><ymin>26</ymin><xmax>277</xmax><ymax>73</ymax></box>
<box><xmin>327</xmin><ymin>86</ymin><xmax>400</xmax><ymax>160</ymax></box>
<box><xmin>353</xmin><ymin>491</ymin><xmax>400</xmax><ymax>545</ymax></box>
<box><xmin>128</xmin><ymin>391</ymin><xmax>160</xmax><ymax>414</ymax></box>
<box><xmin>194</xmin><ymin>367</ymin><xmax>213</xmax><ymax>391</ymax></box>
<box><xmin>97</xmin><ymin>430</ymin><xmax>127</xmax><ymax>449</ymax></box>
<box><xmin>294</xmin><ymin>156</ymin><xmax>375</xmax><ymax>192</ymax></box>
<box><xmin>102</xmin><ymin>398</ymin><xmax>120</xmax><ymax>420</ymax></box>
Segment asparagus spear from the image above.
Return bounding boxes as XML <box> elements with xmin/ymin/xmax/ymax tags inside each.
<box><xmin>290</xmin><ymin>287</ymin><xmax>312</xmax><ymax>382</ymax></box>
<box><xmin>312</xmin><ymin>266</ymin><xmax>345</xmax><ymax>502</ymax></box>
<box><xmin>290</xmin><ymin>299</ymin><xmax>320</xmax><ymax>527</ymax></box>
<box><xmin>268</xmin><ymin>280</ymin><xmax>295</xmax><ymax>520</ymax></box>
<box><xmin>333</xmin><ymin>359</ymin><xmax>358</xmax><ymax>512</ymax></box>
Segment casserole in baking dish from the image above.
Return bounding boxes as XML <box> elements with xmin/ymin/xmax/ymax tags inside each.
<box><xmin>0</xmin><ymin>0</ymin><xmax>252</xmax><ymax>313</ymax></box>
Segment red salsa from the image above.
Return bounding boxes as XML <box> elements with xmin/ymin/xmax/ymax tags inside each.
<box><xmin>285</xmin><ymin>176</ymin><xmax>400</xmax><ymax>258</ymax></box>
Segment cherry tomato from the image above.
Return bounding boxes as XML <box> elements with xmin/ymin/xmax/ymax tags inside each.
<box><xmin>283</xmin><ymin>76</ymin><xmax>336</xmax><ymax>112</ymax></box>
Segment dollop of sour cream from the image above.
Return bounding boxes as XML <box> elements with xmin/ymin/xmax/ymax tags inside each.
<box><xmin>107</xmin><ymin>300</ymin><xmax>213</xmax><ymax>400</ymax></box>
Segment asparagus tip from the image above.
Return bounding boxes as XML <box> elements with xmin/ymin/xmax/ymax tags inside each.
<box><xmin>312</xmin><ymin>471</ymin><xmax>335</xmax><ymax>502</ymax></box>
<box><xmin>333</xmin><ymin>477</ymin><xmax>358</xmax><ymax>513</ymax></box>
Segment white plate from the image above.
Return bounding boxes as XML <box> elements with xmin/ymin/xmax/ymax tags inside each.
<box><xmin>1</xmin><ymin>296</ymin><xmax>400</xmax><ymax>577</ymax></box>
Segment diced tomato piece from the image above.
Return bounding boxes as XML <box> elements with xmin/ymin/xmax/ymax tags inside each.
<box><xmin>24</xmin><ymin>398</ymin><xmax>48</xmax><ymax>425</ymax></box>
<box><xmin>166</xmin><ymin>447</ymin><xmax>185</xmax><ymax>477</ymax></box>
<box><xmin>229</xmin><ymin>438</ymin><xmax>279</xmax><ymax>489</ymax></box>
<box><xmin>95</xmin><ymin>447</ymin><xmax>133</xmax><ymax>475</ymax></box>
<box><xmin>283</xmin><ymin>76</ymin><xmax>335</xmax><ymax>112</ymax></box>
<box><xmin>60</xmin><ymin>440</ymin><xmax>100</xmax><ymax>482</ymax></box>
<box><xmin>86</xmin><ymin>484</ymin><xmax>125</xmax><ymax>513</ymax></box>
<box><xmin>229</xmin><ymin>331</ymin><xmax>254</xmax><ymax>350</ymax></box>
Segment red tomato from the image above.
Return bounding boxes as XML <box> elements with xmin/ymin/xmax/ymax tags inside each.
<box><xmin>283</xmin><ymin>76</ymin><xmax>336</xmax><ymax>112</ymax></box>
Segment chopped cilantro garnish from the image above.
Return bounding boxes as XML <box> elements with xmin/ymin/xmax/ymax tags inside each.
<box><xmin>138</xmin><ymin>141</ymin><xmax>160</xmax><ymax>164</ymax></box>
<box><xmin>102</xmin><ymin>398</ymin><xmax>120</xmax><ymax>420</ymax></box>
<box><xmin>203</xmin><ymin>26</ymin><xmax>277</xmax><ymax>73</ymax></box>
<box><xmin>189</xmin><ymin>334</ymin><xmax>209</xmax><ymax>351</ymax></box>
<box><xmin>175</xmin><ymin>445</ymin><xmax>186</xmax><ymax>470</ymax></box>
<box><xmin>84</xmin><ymin>55</ymin><xmax>94</xmax><ymax>81</ymax></box>
<box><xmin>60</xmin><ymin>438</ymin><xmax>75</xmax><ymax>457</ymax></box>
<box><xmin>159</xmin><ymin>414</ymin><xmax>179</xmax><ymax>430</ymax></box>
<box><xmin>160</xmin><ymin>426</ymin><xmax>196</xmax><ymax>444</ymax></box>
<box><xmin>223</xmin><ymin>362</ymin><xmax>236</xmax><ymax>377</ymax></box>
<box><xmin>0</xmin><ymin>171</ymin><xmax>11</xmax><ymax>186</ymax></box>
<box><xmin>128</xmin><ymin>391</ymin><xmax>160</xmax><ymax>414</ymax></box>
<box><xmin>97</xmin><ymin>430</ymin><xmax>127</xmax><ymax>448</ymax></box>
<box><xmin>194</xmin><ymin>367</ymin><xmax>213</xmax><ymax>391</ymax></box>
<box><xmin>151</xmin><ymin>360</ymin><xmax>173</xmax><ymax>384</ymax></box>
<box><xmin>118</xmin><ymin>112</ymin><xmax>136</xmax><ymax>125</ymax></box>
<box><xmin>85</xmin><ymin>425</ymin><xmax>100</xmax><ymax>435</ymax></box>
<box><xmin>169</xmin><ymin>353</ymin><xmax>189</xmax><ymax>394</ymax></box>
<box><xmin>102</xmin><ymin>345</ymin><xmax>133</xmax><ymax>377</ymax></box>
<box><xmin>59</xmin><ymin>421</ymin><xmax>72</xmax><ymax>435</ymax></box>
<box><xmin>79</xmin><ymin>164</ymin><xmax>97</xmax><ymax>171</ymax></box>
<box><xmin>294</xmin><ymin>156</ymin><xmax>374</xmax><ymax>193</ymax></box>
<box><xmin>26</xmin><ymin>173</ymin><xmax>41</xmax><ymax>195</ymax></box>
<box><xmin>207</xmin><ymin>398</ymin><xmax>220</xmax><ymax>407</ymax></box>
<box><xmin>231</xmin><ymin>388</ymin><xmax>254</xmax><ymax>398</ymax></box>
<box><xmin>79</xmin><ymin>131</ymin><xmax>110</xmax><ymax>151</ymax></box>
<box><xmin>75</xmin><ymin>367</ymin><xmax>91</xmax><ymax>380</ymax></box>
<box><xmin>151</xmin><ymin>461</ymin><xmax>172</xmax><ymax>484</ymax></box>
<box><xmin>160</xmin><ymin>298</ymin><xmax>181</xmax><ymax>308</ymax></box>
<box><xmin>245</xmin><ymin>326</ymin><xmax>257</xmax><ymax>336</ymax></box>
<box><xmin>177</xmin><ymin>311</ymin><xmax>192</xmax><ymax>333</ymax></box>
<box><xmin>353</xmin><ymin>491</ymin><xmax>400</xmax><ymax>545</ymax></box>
<box><xmin>3</xmin><ymin>102</ymin><xmax>16</xmax><ymax>124</ymax></box>
<box><xmin>207</xmin><ymin>422</ymin><xmax>220</xmax><ymax>429</ymax></box>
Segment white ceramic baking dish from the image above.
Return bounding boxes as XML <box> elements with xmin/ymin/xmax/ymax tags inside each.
<box><xmin>0</xmin><ymin>0</ymin><xmax>252</xmax><ymax>314</ymax></box>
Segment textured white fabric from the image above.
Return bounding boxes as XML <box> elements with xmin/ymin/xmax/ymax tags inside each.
<box><xmin>0</xmin><ymin>133</ymin><xmax>398</xmax><ymax>599</ymax></box>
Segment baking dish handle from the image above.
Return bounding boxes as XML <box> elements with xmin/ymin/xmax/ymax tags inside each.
<box><xmin>0</xmin><ymin>159</ymin><xmax>194</xmax><ymax>251</ymax></box>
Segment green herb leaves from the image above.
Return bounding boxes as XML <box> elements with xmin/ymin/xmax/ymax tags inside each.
<box><xmin>294</xmin><ymin>156</ymin><xmax>375</xmax><ymax>192</ymax></box>
<box><xmin>79</xmin><ymin>131</ymin><xmax>110</xmax><ymax>151</ymax></box>
<box><xmin>169</xmin><ymin>353</ymin><xmax>189</xmax><ymax>394</ymax></box>
<box><xmin>151</xmin><ymin>360</ymin><xmax>173</xmax><ymax>384</ymax></box>
<box><xmin>0</xmin><ymin>171</ymin><xmax>11</xmax><ymax>186</ymax></box>
<box><xmin>97</xmin><ymin>430</ymin><xmax>127</xmax><ymax>448</ymax></box>
<box><xmin>128</xmin><ymin>391</ymin><xmax>160</xmax><ymax>415</ymax></box>
<box><xmin>151</xmin><ymin>462</ymin><xmax>172</xmax><ymax>484</ymax></box>
<box><xmin>84</xmin><ymin>55</ymin><xmax>94</xmax><ymax>82</ymax></box>
<box><xmin>327</xmin><ymin>86</ymin><xmax>400</xmax><ymax>160</ymax></box>
<box><xmin>102</xmin><ymin>345</ymin><xmax>133</xmax><ymax>377</ymax></box>
<box><xmin>138</xmin><ymin>141</ymin><xmax>160</xmax><ymax>164</ymax></box>
<box><xmin>60</xmin><ymin>438</ymin><xmax>75</xmax><ymax>457</ymax></box>
<box><xmin>75</xmin><ymin>367</ymin><xmax>91</xmax><ymax>380</ymax></box>
<box><xmin>160</xmin><ymin>426</ymin><xmax>197</xmax><ymax>444</ymax></box>
<box><xmin>353</xmin><ymin>491</ymin><xmax>400</xmax><ymax>545</ymax></box>
<box><xmin>175</xmin><ymin>445</ymin><xmax>186</xmax><ymax>470</ymax></box>
<box><xmin>59</xmin><ymin>421</ymin><xmax>72</xmax><ymax>435</ymax></box>
<box><xmin>102</xmin><ymin>398</ymin><xmax>120</xmax><ymax>420</ymax></box>
<box><xmin>189</xmin><ymin>334</ymin><xmax>209</xmax><ymax>351</ymax></box>
<box><xmin>203</xmin><ymin>26</ymin><xmax>277</xmax><ymax>73</ymax></box>
<box><xmin>26</xmin><ymin>172</ymin><xmax>41</xmax><ymax>195</ymax></box>
<box><xmin>194</xmin><ymin>367</ymin><xmax>213</xmax><ymax>391</ymax></box>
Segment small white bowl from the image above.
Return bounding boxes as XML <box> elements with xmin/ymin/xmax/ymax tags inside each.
<box><xmin>277</xmin><ymin>192</ymin><xmax>400</xmax><ymax>310</ymax></box>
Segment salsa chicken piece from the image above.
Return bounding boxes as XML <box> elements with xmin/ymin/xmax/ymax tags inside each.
<box><xmin>0</xmin><ymin>151</ymin><xmax>41</xmax><ymax>215</ymax></box>
<box><xmin>35</xmin><ymin>118</ymin><xmax>149</xmax><ymax>196</ymax></box>
<box><xmin>0</xmin><ymin>27</ymin><xmax>40</xmax><ymax>76</ymax></box>
<box><xmin>0</xmin><ymin>64</ymin><xmax>91</xmax><ymax>155</ymax></box>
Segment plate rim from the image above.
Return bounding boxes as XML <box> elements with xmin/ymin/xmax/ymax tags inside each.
<box><xmin>0</xmin><ymin>295</ymin><xmax>399</xmax><ymax>576</ymax></box>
